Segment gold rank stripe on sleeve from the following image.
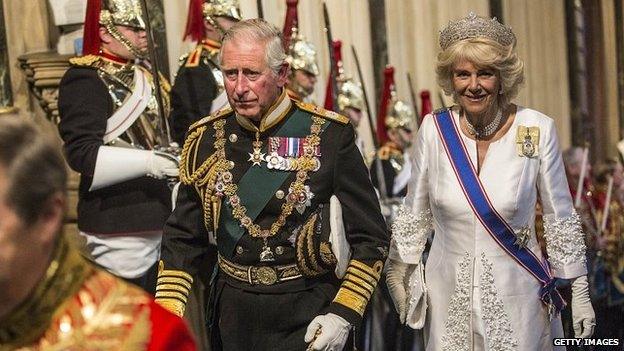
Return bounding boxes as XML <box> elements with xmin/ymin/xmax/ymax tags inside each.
<box><xmin>154</xmin><ymin>261</ymin><xmax>193</xmax><ymax>317</ymax></box>
<box><xmin>294</xmin><ymin>101</ymin><xmax>350</xmax><ymax>125</ymax></box>
<box><xmin>332</xmin><ymin>260</ymin><xmax>384</xmax><ymax>316</ymax></box>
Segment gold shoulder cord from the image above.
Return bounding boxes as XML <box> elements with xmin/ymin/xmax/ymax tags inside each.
<box><xmin>332</xmin><ymin>260</ymin><xmax>384</xmax><ymax>316</ymax></box>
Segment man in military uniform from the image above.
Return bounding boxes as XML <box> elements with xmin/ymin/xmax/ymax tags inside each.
<box><xmin>58</xmin><ymin>0</ymin><xmax>177</xmax><ymax>293</ymax></box>
<box><xmin>331</xmin><ymin>40</ymin><xmax>366</xmax><ymax>154</ymax></box>
<box><xmin>156</xmin><ymin>19</ymin><xmax>388</xmax><ymax>350</ymax></box>
<box><xmin>371</xmin><ymin>67</ymin><xmax>415</xmax><ymax>200</ymax></box>
<box><xmin>0</xmin><ymin>117</ymin><xmax>195</xmax><ymax>351</ymax></box>
<box><xmin>170</xmin><ymin>0</ymin><xmax>241</xmax><ymax>145</ymax></box>
<box><xmin>285</xmin><ymin>31</ymin><xmax>319</xmax><ymax>102</ymax></box>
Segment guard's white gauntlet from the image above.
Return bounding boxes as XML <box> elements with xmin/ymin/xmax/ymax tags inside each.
<box><xmin>386</xmin><ymin>258</ymin><xmax>410</xmax><ymax>323</ymax></box>
<box><xmin>571</xmin><ymin>275</ymin><xmax>596</xmax><ymax>338</ymax></box>
<box><xmin>304</xmin><ymin>313</ymin><xmax>350</xmax><ymax>351</ymax></box>
<box><xmin>90</xmin><ymin>146</ymin><xmax>178</xmax><ymax>191</ymax></box>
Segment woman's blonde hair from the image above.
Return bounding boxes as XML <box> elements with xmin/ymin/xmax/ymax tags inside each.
<box><xmin>435</xmin><ymin>37</ymin><xmax>524</xmax><ymax>108</ymax></box>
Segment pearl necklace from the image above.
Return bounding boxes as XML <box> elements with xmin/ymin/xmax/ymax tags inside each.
<box><xmin>465</xmin><ymin>108</ymin><xmax>503</xmax><ymax>138</ymax></box>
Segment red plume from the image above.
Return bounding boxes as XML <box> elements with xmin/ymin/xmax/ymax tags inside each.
<box><xmin>183</xmin><ymin>0</ymin><xmax>206</xmax><ymax>42</ymax></box>
<box><xmin>323</xmin><ymin>40</ymin><xmax>342</xmax><ymax>110</ymax></box>
<box><xmin>419</xmin><ymin>90</ymin><xmax>432</xmax><ymax>123</ymax></box>
<box><xmin>376</xmin><ymin>66</ymin><xmax>395</xmax><ymax>145</ymax></box>
<box><xmin>82</xmin><ymin>0</ymin><xmax>102</xmax><ymax>55</ymax></box>
<box><xmin>282</xmin><ymin>0</ymin><xmax>299</xmax><ymax>50</ymax></box>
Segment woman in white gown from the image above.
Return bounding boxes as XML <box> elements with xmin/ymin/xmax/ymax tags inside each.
<box><xmin>385</xmin><ymin>13</ymin><xmax>596</xmax><ymax>350</ymax></box>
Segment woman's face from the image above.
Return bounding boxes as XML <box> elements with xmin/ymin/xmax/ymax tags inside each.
<box><xmin>452</xmin><ymin>59</ymin><xmax>500</xmax><ymax>117</ymax></box>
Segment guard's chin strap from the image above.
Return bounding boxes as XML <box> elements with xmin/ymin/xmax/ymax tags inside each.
<box><xmin>104</xmin><ymin>22</ymin><xmax>147</xmax><ymax>59</ymax></box>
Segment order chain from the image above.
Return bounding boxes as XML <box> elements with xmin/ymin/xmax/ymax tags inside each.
<box><xmin>211</xmin><ymin>116</ymin><xmax>326</xmax><ymax>239</ymax></box>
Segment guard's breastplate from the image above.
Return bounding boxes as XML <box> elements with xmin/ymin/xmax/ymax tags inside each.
<box><xmin>98</xmin><ymin>62</ymin><xmax>171</xmax><ymax>150</ymax></box>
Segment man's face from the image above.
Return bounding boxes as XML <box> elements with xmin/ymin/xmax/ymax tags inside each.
<box><xmin>221</xmin><ymin>38</ymin><xmax>288</xmax><ymax>121</ymax></box>
<box><xmin>291</xmin><ymin>69</ymin><xmax>317</xmax><ymax>97</ymax></box>
<box><xmin>344</xmin><ymin>107</ymin><xmax>362</xmax><ymax>128</ymax></box>
<box><xmin>204</xmin><ymin>17</ymin><xmax>238</xmax><ymax>41</ymax></box>
<box><xmin>0</xmin><ymin>165</ymin><xmax>64</xmax><ymax>293</ymax></box>
<box><xmin>101</xmin><ymin>25</ymin><xmax>147</xmax><ymax>59</ymax></box>
<box><xmin>388</xmin><ymin>128</ymin><xmax>413</xmax><ymax>150</ymax></box>
<box><xmin>0</xmin><ymin>167</ymin><xmax>31</xmax><ymax>286</ymax></box>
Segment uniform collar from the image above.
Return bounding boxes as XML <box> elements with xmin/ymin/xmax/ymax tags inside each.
<box><xmin>0</xmin><ymin>237</ymin><xmax>91</xmax><ymax>348</ymax></box>
<box><xmin>236</xmin><ymin>89</ymin><xmax>292</xmax><ymax>133</ymax></box>
<box><xmin>201</xmin><ymin>38</ymin><xmax>221</xmax><ymax>51</ymax></box>
<box><xmin>99</xmin><ymin>49</ymin><xmax>131</xmax><ymax>66</ymax></box>
<box><xmin>285</xmin><ymin>87</ymin><xmax>302</xmax><ymax>102</ymax></box>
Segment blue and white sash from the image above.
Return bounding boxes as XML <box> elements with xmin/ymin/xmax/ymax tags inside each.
<box><xmin>433</xmin><ymin>109</ymin><xmax>565</xmax><ymax>314</ymax></box>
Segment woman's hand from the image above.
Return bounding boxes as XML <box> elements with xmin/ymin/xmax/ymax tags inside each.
<box><xmin>571</xmin><ymin>275</ymin><xmax>596</xmax><ymax>338</ymax></box>
<box><xmin>386</xmin><ymin>259</ymin><xmax>410</xmax><ymax>323</ymax></box>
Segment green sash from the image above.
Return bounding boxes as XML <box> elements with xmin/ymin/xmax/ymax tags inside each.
<box><xmin>218</xmin><ymin>109</ymin><xmax>329</xmax><ymax>258</ymax></box>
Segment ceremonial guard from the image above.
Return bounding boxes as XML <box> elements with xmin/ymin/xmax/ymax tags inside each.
<box><xmin>371</xmin><ymin>66</ymin><xmax>415</xmax><ymax>200</ymax></box>
<box><xmin>156</xmin><ymin>19</ymin><xmax>388</xmax><ymax>350</ymax></box>
<box><xmin>57</xmin><ymin>0</ymin><xmax>177</xmax><ymax>293</ymax></box>
<box><xmin>170</xmin><ymin>0</ymin><xmax>241</xmax><ymax>145</ymax></box>
<box><xmin>283</xmin><ymin>0</ymin><xmax>319</xmax><ymax>102</ymax></box>
<box><xmin>325</xmin><ymin>39</ymin><xmax>367</xmax><ymax>156</ymax></box>
<box><xmin>0</xmin><ymin>117</ymin><xmax>195</xmax><ymax>351</ymax></box>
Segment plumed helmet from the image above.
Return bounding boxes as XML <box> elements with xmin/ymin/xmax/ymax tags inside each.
<box><xmin>202</xmin><ymin>0</ymin><xmax>242</xmax><ymax>22</ymax></box>
<box><xmin>337</xmin><ymin>78</ymin><xmax>364</xmax><ymax>112</ymax></box>
<box><xmin>286</xmin><ymin>30</ymin><xmax>319</xmax><ymax>76</ymax></box>
<box><xmin>385</xmin><ymin>91</ymin><xmax>414</xmax><ymax>131</ymax></box>
<box><xmin>100</xmin><ymin>0</ymin><xmax>146</xmax><ymax>29</ymax></box>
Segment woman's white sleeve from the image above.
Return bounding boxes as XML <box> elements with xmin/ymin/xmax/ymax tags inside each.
<box><xmin>389</xmin><ymin>116</ymin><xmax>433</xmax><ymax>264</ymax></box>
<box><xmin>537</xmin><ymin>118</ymin><xmax>587</xmax><ymax>279</ymax></box>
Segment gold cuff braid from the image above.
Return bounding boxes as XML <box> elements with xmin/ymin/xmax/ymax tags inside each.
<box><xmin>332</xmin><ymin>260</ymin><xmax>383</xmax><ymax>316</ymax></box>
<box><xmin>154</xmin><ymin>261</ymin><xmax>193</xmax><ymax>317</ymax></box>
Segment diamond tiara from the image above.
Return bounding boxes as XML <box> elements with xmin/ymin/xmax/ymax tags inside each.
<box><xmin>439</xmin><ymin>12</ymin><xmax>516</xmax><ymax>50</ymax></box>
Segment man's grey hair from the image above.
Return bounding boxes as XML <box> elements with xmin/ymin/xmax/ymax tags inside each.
<box><xmin>0</xmin><ymin>116</ymin><xmax>67</xmax><ymax>223</ymax></box>
<box><xmin>218</xmin><ymin>18</ymin><xmax>287</xmax><ymax>74</ymax></box>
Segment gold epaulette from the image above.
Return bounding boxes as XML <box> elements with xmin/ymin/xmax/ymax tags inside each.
<box><xmin>188</xmin><ymin>107</ymin><xmax>233</xmax><ymax>132</ymax></box>
<box><xmin>185</xmin><ymin>46</ymin><xmax>204</xmax><ymax>68</ymax></box>
<box><xmin>154</xmin><ymin>261</ymin><xmax>194</xmax><ymax>317</ymax></box>
<box><xmin>333</xmin><ymin>260</ymin><xmax>384</xmax><ymax>316</ymax></box>
<box><xmin>69</xmin><ymin>54</ymin><xmax>100</xmax><ymax>67</ymax></box>
<box><xmin>295</xmin><ymin>101</ymin><xmax>350</xmax><ymax>125</ymax></box>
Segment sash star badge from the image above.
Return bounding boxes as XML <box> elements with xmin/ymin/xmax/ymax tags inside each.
<box><xmin>514</xmin><ymin>225</ymin><xmax>531</xmax><ymax>248</ymax></box>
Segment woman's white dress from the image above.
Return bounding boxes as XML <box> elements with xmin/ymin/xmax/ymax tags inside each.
<box><xmin>390</xmin><ymin>106</ymin><xmax>587</xmax><ymax>350</ymax></box>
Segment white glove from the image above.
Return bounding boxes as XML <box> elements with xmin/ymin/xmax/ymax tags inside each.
<box><xmin>304</xmin><ymin>313</ymin><xmax>350</xmax><ymax>351</ymax></box>
<box><xmin>386</xmin><ymin>258</ymin><xmax>409</xmax><ymax>323</ymax></box>
<box><xmin>571</xmin><ymin>275</ymin><xmax>596</xmax><ymax>338</ymax></box>
<box><xmin>147</xmin><ymin>151</ymin><xmax>179</xmax><ymax>179</ymax></box>
<box><xmin>90</xmin><ymin>146</ymin><xmax>178</xmax><ymax>191</ymax></box>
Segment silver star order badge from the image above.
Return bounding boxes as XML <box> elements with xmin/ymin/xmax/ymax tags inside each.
<box><xmin>513</xmin><ymin>226</ymin><xmax>531</xmax><ymax>249</ymax></box>
<box><xmin>248</xmin><ymin>149</ymin><xmax>265</xmax><ymax>166</ymax></box>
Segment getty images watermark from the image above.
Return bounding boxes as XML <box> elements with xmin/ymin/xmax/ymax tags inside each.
<box><xmin>554</xmin><ymin>338</ymin><xmax>621</xmax><ymax>347</ymax></box>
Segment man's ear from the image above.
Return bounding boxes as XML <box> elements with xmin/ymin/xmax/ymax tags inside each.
<box><xmin>37</xmin><ymin>192</ymin><xmax>65</xmax><ymax>246</ymax></box>
<box><xmin>276</xmin><ymin>62</ymin><xmax>290</xmax><ymax>87</ymax></box>
<box><xmin>99</xmin><ymin>26</ymin><xmax>112</xmax><ymax>44</ymax></box>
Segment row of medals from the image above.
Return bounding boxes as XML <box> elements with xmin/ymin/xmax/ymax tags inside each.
<box><xmin>265</xmin><ymin>151</ymin><xmax>321</xmax><ymax>172</ymax></box>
